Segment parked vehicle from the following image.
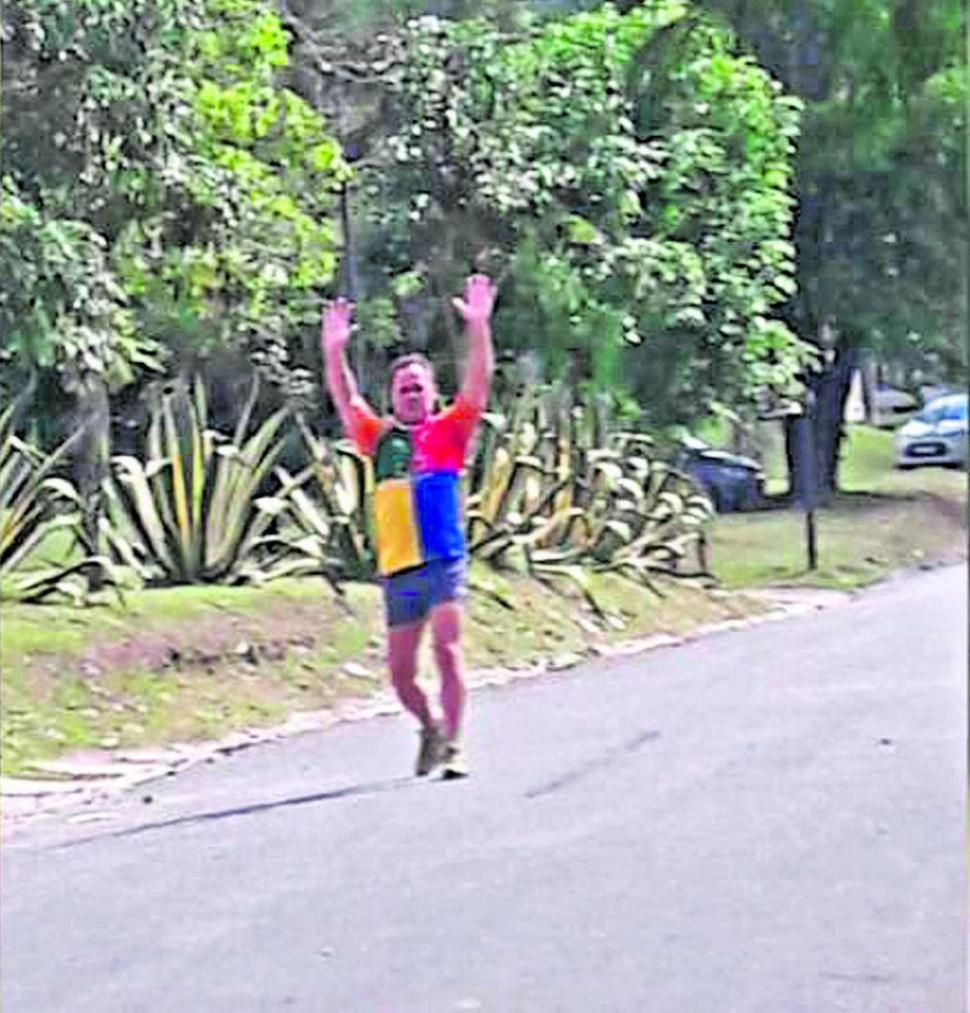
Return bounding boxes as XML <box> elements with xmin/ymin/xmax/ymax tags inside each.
<box><xmin>678</xmin><ymin>437</ymin><xmax>765</xmax><ymax>512</ymax></box>
<box><xmin>894</xmin><ymin>393</ymin><xmax>968</xmax><ymax>469</ymax></box>
<box><xmin>871</xmin><ymin>384</ymin><xmax>919</xmax><ymax>428</ymax></box>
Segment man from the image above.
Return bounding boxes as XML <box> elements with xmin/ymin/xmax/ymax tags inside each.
<box><xmin>321</xmin><ymin>274</ymin><xmax>496</xmax><ymax>779</ymax></box>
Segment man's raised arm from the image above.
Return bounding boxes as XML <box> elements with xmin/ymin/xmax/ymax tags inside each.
<box><xmin>321</xmin><ymin>298</ymin><xmax>374</xmax><ymax>439</ymax></box>
<box><xmin>451</xmin><ymin>274</ymin><xmax>496</xmax><ymax>414</ymax></box>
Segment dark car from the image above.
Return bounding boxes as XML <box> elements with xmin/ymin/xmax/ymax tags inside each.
<box><xmin>677</xmin><ymin>437</ymin><xmax>765</xmax><ymax>513</ymax></box>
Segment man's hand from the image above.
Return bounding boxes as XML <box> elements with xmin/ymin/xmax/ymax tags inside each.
<box><xmin>322</xmin><ymin>296</ymin><xmax>369</xmax><ymax>433</ymax></box>
<box><xmin>454</xmin><ymin>274</ymin><xmax>495</xmax><ymax>414</ymax></box>
<box><xmin>451</xmin><ymin>274</ymin><xmax>496</xmax><ymax>327</ymax></box>
<box><xmin>321</xmin><ymin>297</ymin><xmax>355</xmax><ymax>359</ymax></box>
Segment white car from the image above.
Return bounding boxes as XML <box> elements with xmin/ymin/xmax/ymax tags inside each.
<box><xmin>871</xmin><ymin>384</ymin><xmax>919</xmax><ymax>428</ymax></box>
<box><xmin>894</xmin><ymin>393</ymin><xmax>968</xmax><ymax>469</ymax></box>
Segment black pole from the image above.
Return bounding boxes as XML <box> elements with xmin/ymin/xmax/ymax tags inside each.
<box><xmin>806</xmin><ymin>504</ymin><xmax>818</xmax><ymax>571</ymax></box>
<box><xmin>338</xmin><ymin>181</ymin><xmax>358</xmax><ymax>303</ymax></box>
<box><xmin>339</xmin><ymin>179</ymin><xmax>365</xmax><ymax>394</ymax></box>
<box><xmin>797</xmin><ymin>391</ymin><xmax>819</xmax><ymax>571</ymax></box>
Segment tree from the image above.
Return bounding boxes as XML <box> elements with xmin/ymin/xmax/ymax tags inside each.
<box><xmin>0</xmin><ymin>180</ymin><xmax>156</xmax><ymax>547</ymax></box>
<box><xmin>696</xmin><ymin>0</ymin><xmax>966</xmax><ymax>497</ymax></box>
<box><xmin>2</xmin><ymin>0</ymin><xmax>346</xmax><ymax>412</ymax></box>
<box><xmin>293</xmin><ymin>3</ymin><xmax>812</xmax><ymax>424</ymax></box>
<box><xmin>2</xmin><ymin>0</ymin><xmax>347</xmax><ymax>553</ymax></box>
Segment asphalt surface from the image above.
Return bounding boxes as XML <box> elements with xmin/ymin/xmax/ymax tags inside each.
<box><xmin>2</xmin><ymin>566</ymin><xmax>966</xmax><ymax>1012</ymax></box>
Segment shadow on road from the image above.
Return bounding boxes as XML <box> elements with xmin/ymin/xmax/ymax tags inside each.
<box><xmin>55</xmin><ymin>776</ymin><xmax>417</xmax><ymax>849</ymax></box>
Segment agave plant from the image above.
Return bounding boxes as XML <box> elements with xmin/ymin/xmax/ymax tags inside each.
<box><xmin>255</xmin><ymin>411</ymin><xmax>376</xmax><ymax>586</ymax></box>
<box><xmin>0</xmin><ymin>395</ymin><xmax>80</xmax><ymax>579</ymax></box>
<box><xmin>464</xmin><ymin>385</ymin><xmax>715</xmax><ymax>600</ymax></box>
<box><xmin>1</xmin><ymin>386</ymin><xmax>125</xmax><ymax>603</ymax></box>
<box><xmin>102</xmin><ymin>379</ymin><xmax>292</xmax><ymax>585</ymax></box>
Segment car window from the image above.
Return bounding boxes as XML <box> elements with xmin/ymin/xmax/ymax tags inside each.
<box><xmin>944</xmin><ymin>400</ymin><xmax>968</xmax><ymax>421</ymax></box>
<box><xmin>916</xmin><ymin>398</ymin><xmax>967</xmax><ymax>424</ymax></box>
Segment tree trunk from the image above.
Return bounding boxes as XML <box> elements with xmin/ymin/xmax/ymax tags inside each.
<box><xmin>860</xmin><ymin>352</ymin><xmax>877</xmax><ymax>422</ymax></box>
<box><xmin>73</xmin><ymin>372</ymin><xmax>111</xmax><ymax>578</ymax></box>
<box><xmin>785</xmin><ymin>344</ymin><xmax>857</xmax><ymax>503</ymax></box>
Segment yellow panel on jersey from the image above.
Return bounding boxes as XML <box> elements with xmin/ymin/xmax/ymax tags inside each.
<box><xmin>373</xmin><ymin>478</ymin><xmax>423</xmax><ymax>575</ymax></box>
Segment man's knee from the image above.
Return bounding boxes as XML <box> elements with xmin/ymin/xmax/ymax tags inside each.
<box><xmin>388</xmin><ymin>631</ymin><xmax>421</xmax><ymax>686</ymax></box>
<box><xmin>432</xmin><ymin>632</ymin><xmax>462</xmax><ymax>674</ymax></box>
<box><xmin>390</xmin><ymin>660</ymin><xmax>418</xmax><ymax>690</ymax></box>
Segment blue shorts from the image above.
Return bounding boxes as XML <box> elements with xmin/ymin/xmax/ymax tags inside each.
<box><xmin>382</xmin><ymin>557</ymin><xmax>468</xmax><ymax>629</ymax></box>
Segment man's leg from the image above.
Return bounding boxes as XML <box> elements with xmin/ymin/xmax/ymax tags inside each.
<box><xmin>384</xmin><ymin>568</ymin><xmax>446</xmax><ymax>775</ymax></box>
<box><xmin>430</xmin><ymin>598</ymin><xmax>469</xmax><ymax>779</ymax></box>
<box><xmin>387</xmin><ymin>619</ymin><xmax>433</xmax><ymax>728</ymax></box>
<box><xmin>388</xmin><ymin>618</ymin><xmax>445</xmax><ymax>775</ymax></box>
<box><xmin>430</xmin><ymin>601</ymin><xmax>466</xmax><ymax>742</ymax></box>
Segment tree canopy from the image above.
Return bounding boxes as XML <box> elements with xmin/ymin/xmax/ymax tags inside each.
<box><xmin>304</xmin><ymin>3</ymin><xmax>811</xmax><ymax>424</ymax></box>
<box><xmin>2</xmin><ymin>0</ymin><xmax>346</xmax><ymax>401</ymax></box>
<box><xmin>699</xmin><ymin>0</ymin><xmax>966</xmax><ymax>381</ymax></box>
<box><xmin>2</xmin><ymin>0</ymin><xmax>963</xmax><ymax>455</ymax></box>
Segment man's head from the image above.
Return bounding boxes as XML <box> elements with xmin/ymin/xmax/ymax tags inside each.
<box><xmin>390</xmin><ymin>353</ymin><xmax>437</xmax><ymax>425</ymax></box>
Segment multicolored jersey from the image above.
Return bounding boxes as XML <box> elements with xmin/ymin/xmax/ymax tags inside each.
<box><xmin>348</xmin><ymin>395</ymin><xmax>482</xmax><ymax>576</ymax></box>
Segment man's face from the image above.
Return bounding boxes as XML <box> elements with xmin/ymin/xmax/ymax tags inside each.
<box><xmin>391</xmin><ymin>363</ymin><xmax>436</xmax><ymax>425</ymax></box>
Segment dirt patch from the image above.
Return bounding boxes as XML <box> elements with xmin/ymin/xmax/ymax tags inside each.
<box><xmin>80</xmin><ymin>600</ymin><xmax>351</xmax><ymax>678</ymax></box>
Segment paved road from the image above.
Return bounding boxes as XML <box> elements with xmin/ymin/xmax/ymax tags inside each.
<box><xmin>2</xmin><ymin>566</ymin><xmax>966</xmax><ymax>1012</ymax></box>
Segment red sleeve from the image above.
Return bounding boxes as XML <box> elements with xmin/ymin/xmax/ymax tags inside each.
<box><xmin>439</xmin><ymin>392</ymin><xmax>483</xmax><ymax>456</ymax></box>
<box><xmin>346</xmin><ymin>397</ymin><xmax>384</xmax><ymax>457</ymax></box>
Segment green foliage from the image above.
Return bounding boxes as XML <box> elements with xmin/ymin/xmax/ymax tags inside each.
<box><xmin>353</xmin><ymin>3</ymin><xmax>812</xmax><ymax>423</ymax></box>
<box><xmin>0</xmin><ymin>179</ymin><xmax>160</xmax><ymax>390</ymax></box>
<box><xmin>0</xmin><ymin>394</ymin><xmax>82</xmax><ymax>579</ymax></box>
<box><xmin>354</xmin><ymin>297</ymin><xmax>403</xmax><ymax>351</ymax></box>
<box><xmin>701</xmin><ymin>0</ymin><xmax>966</xmax><ymax>384</ymax></box>
<box><xmin>13</xmin><ymin>556</ymin><xmax>128</xmax><ymax>607</ymax></box>
<box><xmin>0</xmin><ymin>364</ymin><xmax>711</xmax><ymax>602</ymax></box>
<box><xmin>464</xmin><ymin>386</ymin><xmax>715</xmax><ymax>596</ymax></box>
<box><xmin>2</xmin><ymin>0</ymin><xmax>345</xmax><ymax>390</ymax></box>
<box><xmin>263</xmin><ymin>414</ymin><xmax>377</xmax><ymax>583</ymax></box>
<box><xmin>1</xmin><ymin>389</ymin><xmax>124</xmax><ymax>603</ymax></box>
<box><xmin>186</xmin><ymin>384</ymin><xmax>716</xmax><ymax>594</ymax></box>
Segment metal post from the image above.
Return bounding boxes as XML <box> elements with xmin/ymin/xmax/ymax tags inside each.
<box><xmin>339</xmin><ymin>180</ymin><xmax>365</xmax><ymax>394</ymax></box>
<box><xmin>797</xmin><ymin>391</ymin><xmax>819</xmax><ymax>571</ymax></box>
<box><xmin>338</xmin><ymin>182</ymin><xmax>358</xmax><ymax>303</ymax></box>
<box><xmin>806</xmin><ymin>503</ymin><xmax>818</xmax><ymax>571</ymax></box>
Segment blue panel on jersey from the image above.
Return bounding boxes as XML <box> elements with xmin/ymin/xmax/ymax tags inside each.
<box><xmin>414</xmin><ymin>471</ymin><xmax>465</xmax><ymax>562</ymax></box>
